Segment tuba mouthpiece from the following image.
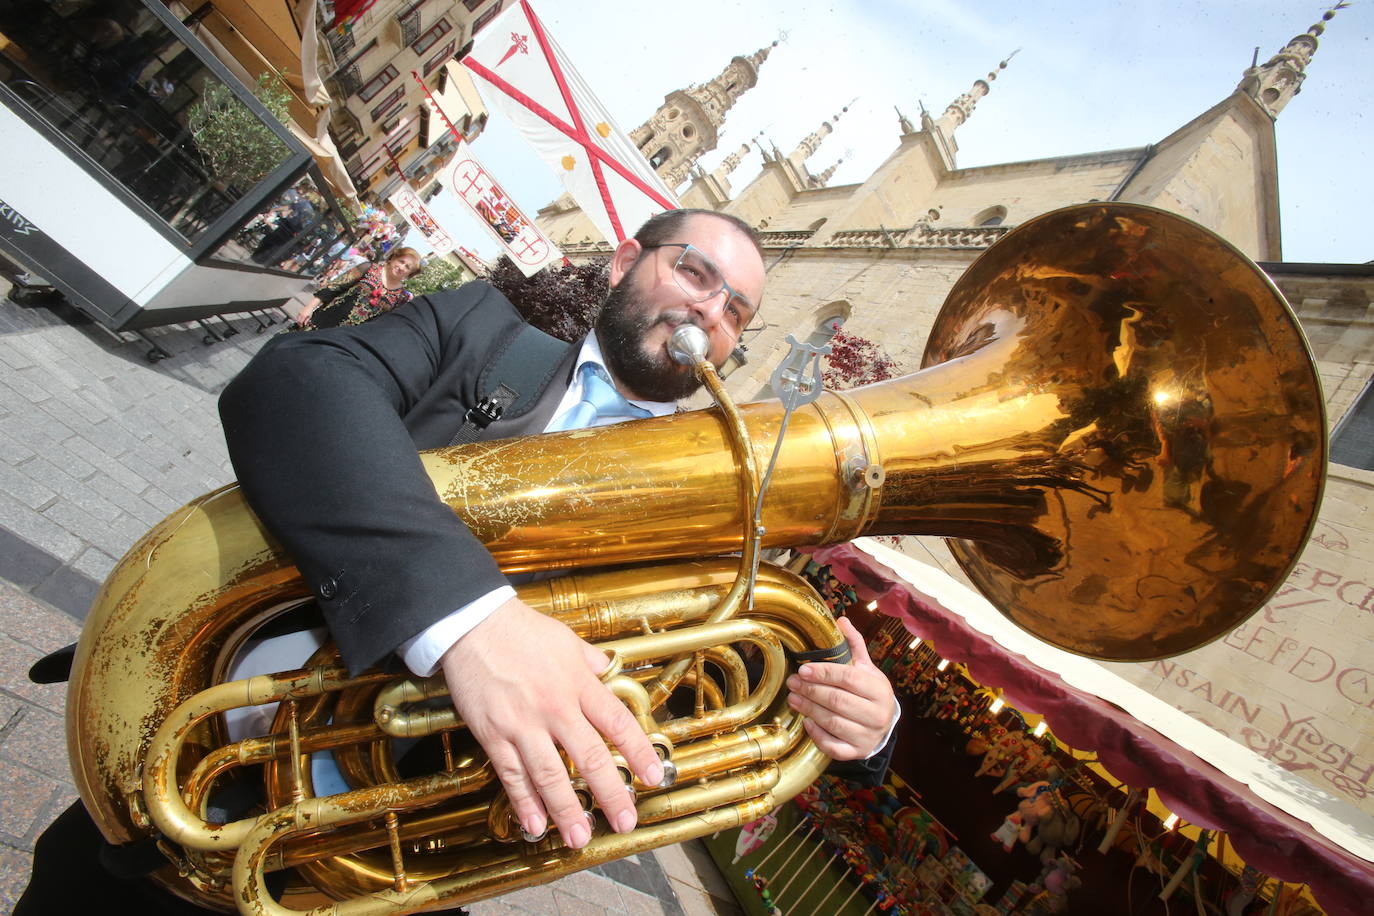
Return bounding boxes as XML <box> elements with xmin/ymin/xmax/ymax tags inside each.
<box><xmin>668</xmin><ymin>324</ymin><xmax>710</xmax><ymax>366</ymax></box>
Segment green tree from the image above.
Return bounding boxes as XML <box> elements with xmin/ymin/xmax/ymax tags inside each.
<box><xmin>407</xmin><ymin>256</ymin><xmax>471</xmax><ymax>297</ymax></box>
<box><xmin>188</xmin><ymin>72</ymin><xmax>293</xmax><ymax>190</ymax></box>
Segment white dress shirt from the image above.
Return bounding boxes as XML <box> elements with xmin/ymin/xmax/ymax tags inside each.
<box><xmin>397</xmin><ymin>332</ymin><xmax>676</xmax><ymax>677</ymax></box>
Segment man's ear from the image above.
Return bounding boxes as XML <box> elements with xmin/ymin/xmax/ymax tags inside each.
<box><xmin>608</xmin><ymin>237</ymin><xmax>643</xmax><ymax>288</ymax></box>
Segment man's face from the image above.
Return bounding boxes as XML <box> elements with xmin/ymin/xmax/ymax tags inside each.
<box><xmin>596</xmin><ymin>215</ymin><xmax>765</xmax><ymax>401</ymax></box>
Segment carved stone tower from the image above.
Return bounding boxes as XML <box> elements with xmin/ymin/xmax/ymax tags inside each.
<box><xmin>1237</xmin><ymin>3</ymin><xmax>1344</xmax><ymax>119</ymax></box>
<box><xmin>629</xmin><ymin>41</ymin><xmax>777</xmax><ymax>191</ymax></box>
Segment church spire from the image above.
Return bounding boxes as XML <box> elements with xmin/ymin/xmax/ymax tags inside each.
<box><xmin>790</xmin><ymin>100</ymin><xmax>854</xmax><ymax>165</ymax></box>
<box><xmin>628</xmin><ymin>39</ymin><xmax>779</xmax><ymax>191</ymax></box>
<box><xmin>712</xmin><ymin>142</ymin><xmax>752</xmax><ymax>181</ymax></box>
<box><xmin>812</xmin><ymin>150</ymin><xmax>850</xmax><ymax>188</ymax></box>
<box><xmin>1238</xmin><ymin>2</ymin><xmax>1346</xmax><ymax>119</ymax></box>
<box><xmin>932</xmin><ymin>50</ymin><xmax>1017</xmax><ymax>135</ymax></box>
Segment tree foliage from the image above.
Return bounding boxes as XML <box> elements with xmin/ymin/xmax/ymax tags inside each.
<box><xmin>822</xmin><ymin>329</ymin><xmax>899</xmax><ymax>390</ymax></box>
<box><xmin>188</xmin><ymin>71</ymin><xmax>293</xmax><ymax>190</ymax></box>
<box><xmin>406</xmin><ymin>256</ymin><xmax>470</xmax><ymax>297</ymax></box>
<box><xmin>483</xmin><ymin>256</ymin><xmax>610</xmax><ymax>343</ymax></box>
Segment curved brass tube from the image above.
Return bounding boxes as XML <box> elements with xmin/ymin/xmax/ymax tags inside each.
<box><xmin>68</xmin><ymin>204</ymin><xmax>1326</xmax><ymax>913</ymax></box>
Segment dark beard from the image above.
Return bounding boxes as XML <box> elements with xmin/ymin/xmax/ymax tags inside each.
<box><xmin>594</xmin><ymin>278</ymin><xmax>704</xmax><ymax>402</ymax></box>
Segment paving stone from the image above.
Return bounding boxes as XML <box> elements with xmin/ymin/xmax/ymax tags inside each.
<box><xmin>0</xmin><ymin>433</ymin><xmax>35</xmax><ymax>465</ymax></box>
<box><xmin>71</xmin><ymin>545</ymin><xmax>117</xmax><ymax>583</ymax></box>
<box><xmin>0</xmin><ymin>337</ymin><xmax>38</xmax><ymax>370</ymax></box>
<box><xmin>29</xmin><ymin>565</ymin><xmax>99</xmax><ymax>623</ymax></box>
<box><xmin>553</xmin><ymin>887</ymin><xmax>616</xmax><ymax>916</ymax></box>
<box><xmin>0</xmin><ymin>493</ymin><xmax>82</xmax><ymax>562</ymax></box>
<box><xmin>0</xmin><ymin>758</ymin><xmax>65</xmax><ymax>840</ymax></box>
<box><xmin>554</xmin><ymin>870</ymin><xmax>631</xmax><ymax>912</ymax></box>
<box><xmin>618</xmin><ymin>884</ymin><xmax>673</xmax><ymax>915</ymax></box>
<box><xmin>0</xmin><ymin>637</ymin><xmax>69</xmax><ymax>716</ymax></box>
<box><xmin>0</xmin><ymin>462</ymin><xmax>57</xmax><ymax>512</ymax></box>
<box><xmin>0</xmin><ymin>704</ymin><xmax>69</xmax><ymax>782</ymax></box>
<box><xmin>0</xmin><ymin>846</ymin><xmax>35</xmax><ymax>914</ymax></box>
<box><xmin>499</xmin><ymin>883</ymin><xmax>560</xmax><ymax>913</ymax></box>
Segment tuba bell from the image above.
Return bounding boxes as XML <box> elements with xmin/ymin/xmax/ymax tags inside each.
<box><xmin>65</xmin><ymin>203</ymin><xmax>1325</xmax><ymax>913</ymax></box>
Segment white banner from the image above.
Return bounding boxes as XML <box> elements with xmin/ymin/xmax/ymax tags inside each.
<box><xmin>462</xmin><ymin>0</ymin><xmax>679</xmax><ymax>245</ymax></box>
<box><xmin>439</xmin><ymin>139</ymin><xmax>561</xmax><ymax>276</ymax></box>
<box><xmin>386</xmin><ymin>185</ymin><xmax>455</xmax><ymax>256</ymax></box>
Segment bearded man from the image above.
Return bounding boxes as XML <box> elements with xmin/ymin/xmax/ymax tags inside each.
<box><xmin>19</xmin><ymin>209</ymin><xmax>897</xmax><ymax>916</ymax></box>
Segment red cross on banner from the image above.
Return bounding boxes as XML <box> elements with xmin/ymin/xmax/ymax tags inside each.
<box><xmin>439</xmin><ymin>139</ymin><xmax>560</xmax><ymax>276</ymax></box>
<box><xmin>462</xmin><ymin>0</ymin><xmax>679</xmax><ymax>245</ymax></box>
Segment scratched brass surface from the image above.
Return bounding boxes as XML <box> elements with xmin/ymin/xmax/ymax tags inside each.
<box><xmin>920</xmin><ymin>204</ymin><xmax>1325</xmax><ymax>658</ymax></box>
<box><xmin>66</xmin><ymin>202</ymin><xmax>1324</xmax><ymax>912</ymax></box>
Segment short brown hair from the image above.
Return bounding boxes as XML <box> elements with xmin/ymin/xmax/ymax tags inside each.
<box><xmin>632</xmin><ymin>209</ymin><xmax>762</xmax><ymax>260</ymax></box>
<box><xmin>386</xmin><ymin>246</ymin><xmax>422</xmax><ymax>263</ymax></box>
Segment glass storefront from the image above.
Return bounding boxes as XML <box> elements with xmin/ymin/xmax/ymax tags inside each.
<box><xmin>0</xmin><ymin>0</ymin><xmax>308</xmax><ymax>245</ymax></box>
<box><xmin>210</xmin><ymin>172</ymin><xmax>353</xmax><ymax>279</ymax></box>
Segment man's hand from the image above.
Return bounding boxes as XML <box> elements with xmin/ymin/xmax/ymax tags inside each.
<box><xmin>785</xmin><ymin>616</ymin><xmax>897</xmax><ymax>760</ymax></box>
<box><xmin>439</xmin><ymin>597</ymin><xmax>663</xmax><ymax>849</ymax></box>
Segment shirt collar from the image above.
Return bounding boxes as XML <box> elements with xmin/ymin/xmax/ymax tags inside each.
<box><xmin>578</xmin><ymin>333</ymin><xmax>676</xmax><ymax>418</ymax></box>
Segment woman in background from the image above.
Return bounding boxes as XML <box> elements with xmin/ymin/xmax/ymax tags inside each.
<box><xmin>295</xmin><ymin>247</ymin><xmax>422</xmax><ymax>330</ymax></box>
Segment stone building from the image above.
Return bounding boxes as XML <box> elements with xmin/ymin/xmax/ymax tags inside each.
<box><xmin>542</xmin><ymin>8</ymin><xmax>1374</xmax><ymax>824</ymax></box>
<box><xmin>317</xmin><ymin>0</ymin><xmax>502</xmax><ymax>201</ymax></box>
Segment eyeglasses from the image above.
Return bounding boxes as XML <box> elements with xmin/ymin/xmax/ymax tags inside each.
<box><xmin>643</xmin><ymin>243</ymin><xmax>756</xmax><ymax>336</ymax></box>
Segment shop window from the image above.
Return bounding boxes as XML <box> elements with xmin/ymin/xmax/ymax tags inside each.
<box><xmin>209</xmin><ymin>173</ymin><xmax>352</xmax><ymax>279</ymax></box>
<box><xmin>357</xmin><ymin>63</ymin><xmax>399</xmax><ymax>102</ymax></box>
<box><xmin>472</xmin><ymin>2</ymin><xmax>503</xmax><ymax>34</ymax></box>
<box><xmin>422</xmin><ymin>39</ymin><xmax>457</xmax><ymax>76</ymax></box>
<box><xmin>412</xmin><ymin>19</ymin><xmax>452</xmax><ymax>56</ymax></box>
<box><xmin>0</xmin><ymin>1</ymin><xmax>295</xmax><ymax>243</ymax></box>
<box><xmin>1331</xmin><ymin>377</ymin><xmax>1374</xmax><ymax>470</ymax></box>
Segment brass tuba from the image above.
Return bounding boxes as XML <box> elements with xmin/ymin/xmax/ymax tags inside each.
<box><xmin>66</xmin><ymin>204</ymin><xmax>1326</xmax><ymax>914</ymax></box>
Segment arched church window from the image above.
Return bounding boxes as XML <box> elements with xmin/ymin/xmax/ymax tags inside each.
<box><xmin>807</xmin><ymin>300</ymin><xmax>852</xmax><ymax>348</ymax></box>
<box><xmin>649</xmin><ymin>147</ymin><xmax>670</xmax><ymax>169</ymax></box>
<box><xmin>973</xmin><ymin>205</ymin><xmax>1007</xmax><ymax>227</ymax></box>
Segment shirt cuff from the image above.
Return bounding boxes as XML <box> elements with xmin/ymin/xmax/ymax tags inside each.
<box><xmin>398</xmin><ymin>585</ymin><xmax>516</xmax><ymax>677</ymax></box>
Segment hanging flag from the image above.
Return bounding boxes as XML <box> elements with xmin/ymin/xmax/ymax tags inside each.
<box><xmin>462</xmin><ymin>0</ymin><xmax>679</xmax><ymax>245</ymax></box>
<box><xmin>386</xmin><ymin>185</ymin><xmax>455</xmax><ymax>257</ymax></box>
<box><xmin>329</xmin><ymin>0</ymin><xmax>381</xmax><ymax>30</ymax></box>
<box><xmin>439</xmin><ymin>139</ymin><xmax>561</xmax><ymax>276</ymax></box>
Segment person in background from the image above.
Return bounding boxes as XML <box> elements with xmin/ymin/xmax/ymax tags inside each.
<box><xmin>294</xmin><ymin>246</ymin><xmax>422</xmax><ymax>330</ymax></box>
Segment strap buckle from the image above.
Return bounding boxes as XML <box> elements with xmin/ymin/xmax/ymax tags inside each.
<box><xmin>465</xmin><ymin>395</ymin><xmax>504</xmax><ymax>429</ymax></box>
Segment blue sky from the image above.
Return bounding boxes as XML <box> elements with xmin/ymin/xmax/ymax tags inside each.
<box><xmin>417</xmin><ymin>0</ymin><xmax>1369</xmax><ymax>265</ymax></box>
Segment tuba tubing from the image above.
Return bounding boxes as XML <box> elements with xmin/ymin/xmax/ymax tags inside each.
<box><xmin>66</xmin><ymin>203</ymin><xmax>1326</xmax><ymax>912</ymax></box>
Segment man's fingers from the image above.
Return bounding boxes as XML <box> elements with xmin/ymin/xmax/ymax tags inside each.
<box><xmin>580</xmin><ymin>643</ymin><xmax>664</xmax><ymax>791</ymax></box>
<box><xmin>515</xmin><ymin>732</ymin><xmax>595</xmax><ymax>848</ymax></box>
<box><xmin>788</xmin><ymin>686</ymin><xmax>873</xmax><ymax>746</ymax></box>
<box><xmin>838</xmin><ymin>616</ymin><xmax>876</xmax><ymax>667</ymax></box>
<box><xmin>486</xmin><ymin>742</ymin><xmax>550</xmax><ymax>840</ymax></box>
<box><xmin>801</xmin><ymin>717</ymin><xmax>864</xmax><ymax>759</ymax></box>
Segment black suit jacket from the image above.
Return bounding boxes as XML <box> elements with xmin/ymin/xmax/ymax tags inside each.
<box><xmin>220</xmin><ymin>281</ymin><xmax>897</xmax><ymax>783</ymax></box>
<box><xmin>220</xmin><ymin>282</ymin><xmax>576</xmax><ymax>673</ymax></box>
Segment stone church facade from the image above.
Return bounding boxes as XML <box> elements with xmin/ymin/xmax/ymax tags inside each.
<box><xmin>540</xmin><ymin>11</ymin><xmax>1374</xmax><ymax>822</ymax></box>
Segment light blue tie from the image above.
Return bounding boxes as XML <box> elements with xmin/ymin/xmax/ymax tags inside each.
<box><xmin>550</xmin><ymin>363</ymin><xmax>652</xmax><ymax>431</ymax></box>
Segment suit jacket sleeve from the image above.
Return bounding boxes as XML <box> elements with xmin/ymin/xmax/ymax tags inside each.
<box><xmin>219</xmin><ymin>282</ymin><xmax>529</xmax><ymax>675</ymax></box>
<box><xmin>824</xmin><ymin>730</ymin><xmax>897</xmax><ymax>788</ymax></box>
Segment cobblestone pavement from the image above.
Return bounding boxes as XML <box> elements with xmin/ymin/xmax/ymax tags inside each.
<box><xmin>0</xmin><ymin>288</ymin><xmax>742</xmax><ymax>915</ymax></box>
